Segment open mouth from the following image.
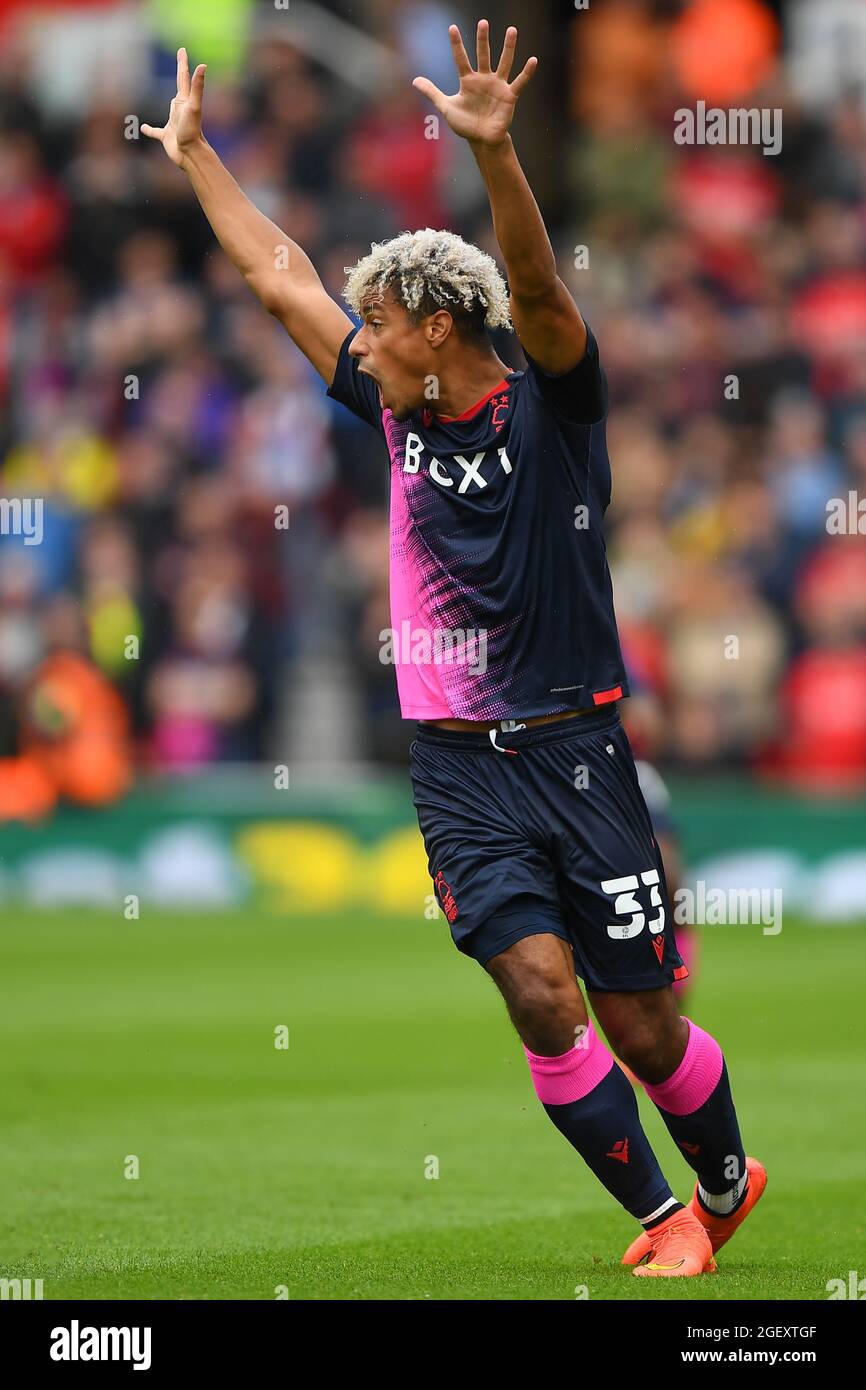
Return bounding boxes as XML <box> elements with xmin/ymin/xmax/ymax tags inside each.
<box><xmin>360</xmin><ymin>368</ymin><xmax>384</xmax><ymax>407</ymax></box>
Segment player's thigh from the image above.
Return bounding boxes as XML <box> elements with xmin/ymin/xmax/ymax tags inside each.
<box><xmin>551</xmin><ymin>717</ymin><xmax>689</xmax><ymax>995</ymax></box>
<box><xmin>485</xmin><ymin>930</ymin><xmax>582</xmax><ymax>1010</ymax></box>
<box><xmin>485</xmin><ymin>932</ymin><xmax>588</xmax><ymax>1054</ymax></box>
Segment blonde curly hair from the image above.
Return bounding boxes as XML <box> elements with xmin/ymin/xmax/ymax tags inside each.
<box><xmin>342</xmin><ymin>228</ymin><xmax>512</xmax><ymax>334</ymax></box>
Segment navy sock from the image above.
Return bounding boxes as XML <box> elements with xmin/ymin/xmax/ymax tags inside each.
<box><xmin>526</xmin><ymin>1025</ymin><xmax>680</xmax><ymax>1226</ymax></box>
<box><xmin>643</xmin><ymin>1021</ymin><xmax>747</xmax><ymax>1212</ymax></box>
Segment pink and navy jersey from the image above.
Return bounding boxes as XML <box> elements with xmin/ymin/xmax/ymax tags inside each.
<box><xmin>326</xmin><ymin>323</ymin><xmax>629</xmax><ymax>721</ymax></box>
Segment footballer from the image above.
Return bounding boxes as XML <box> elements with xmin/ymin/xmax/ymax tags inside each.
<box><xmin>143</xmin><ymin>21</ymin><xmax>766</xmax><ymax>1277</ymax></box>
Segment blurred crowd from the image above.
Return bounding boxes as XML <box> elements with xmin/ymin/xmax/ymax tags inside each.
<box><xmin>1</xmin><ymin>0</ymin><xmax>865</xmax><ymax>816</ymax></box>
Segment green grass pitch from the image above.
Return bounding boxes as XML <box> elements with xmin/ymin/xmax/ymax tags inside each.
<box><xmin>1</xmin><ymin>909</ymin><xmax>863</xmax><ymax>1300</ymax></box>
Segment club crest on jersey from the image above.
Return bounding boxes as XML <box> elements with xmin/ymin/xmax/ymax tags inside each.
<box><xmin>402</xmin><ymin>433</ymin><xmax>513</xmax><ymax>493</ymax></box>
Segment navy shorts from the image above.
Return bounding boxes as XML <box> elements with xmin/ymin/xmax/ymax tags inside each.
<box><xmin>410</xmin><ymin>708</ymin><xmax>688</xmax><ymax>993</ymax></box>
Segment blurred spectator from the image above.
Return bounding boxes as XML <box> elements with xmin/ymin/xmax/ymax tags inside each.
<box><xmin>765</xmin><ymin>390</ymin><xmax>843</xmax><ymax>540</ymax></box>
<box><xmin>0</xmin><ymin>594</ymin><xmax>132</xmax><ymax>820</ymax></box>
<box><xmin>0</xmin><ymin>0</ymin><xmax>864</xmax><ymax>795</ymax></box>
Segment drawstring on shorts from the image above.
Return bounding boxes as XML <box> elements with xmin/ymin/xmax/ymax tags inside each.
<box><xmin>488</xmin><ymin>719</ymin><xmax>527</xmax><ymax>755</ymax></box>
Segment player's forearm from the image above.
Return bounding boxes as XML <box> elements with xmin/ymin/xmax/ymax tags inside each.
<box><xmin>471</xmin><ymin>135</ymin><xmax>558</xmax><ymax>298</ymax></box>
<box><xmin>181</xmin><ymin>138</ymin><xmax>322</xmax><ymax>311</ymax></box>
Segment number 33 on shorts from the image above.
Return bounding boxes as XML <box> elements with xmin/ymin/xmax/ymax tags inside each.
<box><xmin>602</xmin><ymin>869</ymin><xmax>665</xmax><ymax>939</ymax></box>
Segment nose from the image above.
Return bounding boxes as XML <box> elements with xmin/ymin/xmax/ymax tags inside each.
<box><xmin>348</xmin><ymin>331</ymin><xmax>367</xmax><ymax>359</ymax></box>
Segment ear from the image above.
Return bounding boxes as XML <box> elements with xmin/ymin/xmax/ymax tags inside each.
<box><xmin>426</xmin><ymin>310</ymin><xmax>454</xmax><ymax>348</ymax></box>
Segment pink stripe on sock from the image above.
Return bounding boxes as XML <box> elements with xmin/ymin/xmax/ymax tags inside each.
<box><xmin>523</xmin><ymin>1021</ymin><xmax>614</xmax><ymax>1105</ymax></box>
<box><xmin>643</xmin><ymin>1018</ymin><xmax>723</xmax><ymax>1116</ymax></box>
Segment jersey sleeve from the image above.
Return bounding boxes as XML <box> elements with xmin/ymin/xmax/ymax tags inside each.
<box><xmin>522</xmin><ymin>321</ymin><xmax>609</xmax><ymax>425</ymax></box>
<box><xmin>325</xmin><ymin>327</ymin><xmax>385</xmax><ymax>433</ymax></box>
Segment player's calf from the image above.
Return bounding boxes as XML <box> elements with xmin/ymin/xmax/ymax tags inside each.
<box><xmin>598</xmin><ymin>996</ymin><xmax>751</xmax><ymax>1228</ymax></box>
<box><xmin>591</xmin><ymin>985</ymin><xmax>689</xmax><ymax>1085</ymax></box>
<box><xmin>485</xmin><ymin>935</ymin><xmax>690</xmax><ymax>1244</ymax></box>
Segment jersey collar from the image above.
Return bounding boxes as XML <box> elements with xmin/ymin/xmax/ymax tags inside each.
<box><xmin>422</xmin><ymin>378</ymin><xmax>511</xmax><ymax>428</ymax></box>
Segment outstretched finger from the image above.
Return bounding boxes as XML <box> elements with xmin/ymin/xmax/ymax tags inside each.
<box><xmin>496</xmin><ymin>26</ymin><xmax>518</xmax><ymax>81</ymax></box>
<box><xmin>448</xmin><ymin>24</ymin><xmax>472</xmax><ymax>77</ymax></box>
<box><xmin>510</xmin><ymin>55</ymin><xmax>537</xmax><ymax>96</ymax></box>
<box><xmin>476</xmin><ymin>18</ymin><xmax>491</xmax><ymax>73</ymax></box>
<box><xmin>189</xmin><ymin>63</ymin><xmax>207</xmax><ymax>110</ymax></box>
<box><xmin>412</xmin><ymin>76</ymin><xmax>447</xmax><ymax>114</ymax></box>
<box><xmin>176</xmin><ymin>46</ymin><xmax>191</xmax><ymax>99</ymax></box>
<box><xmin>140</xmin><ymin>124</ymin><xmax>165</xmax><ymax>142</ymax></box>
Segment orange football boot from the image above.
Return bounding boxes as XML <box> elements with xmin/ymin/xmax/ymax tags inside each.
<box><xmin>623</xmin><ymin>1157</ymin><xmax>767</xmax><ymax>1267</ymax></box>
<box><xmin>630</xmin><ymin>1207</ymin><xmax>716</xmax><ymax>1277</ymax></box>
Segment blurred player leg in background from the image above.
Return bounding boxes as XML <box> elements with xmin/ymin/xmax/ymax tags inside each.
<box><xmin>613</xmin><ymin>662</ymin><xmax>698</xmax><ymax>1084</ymax></box>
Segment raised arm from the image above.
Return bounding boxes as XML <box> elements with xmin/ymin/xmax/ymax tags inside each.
<box><xmin>413</xmin><ymin>21</ymin><xmax>587</xmax><ymax>375</ymax></box>
<box><xmin>142</xmin><ymin>49</ymin><xmax>352</xmax><ymax>384</ymax></box>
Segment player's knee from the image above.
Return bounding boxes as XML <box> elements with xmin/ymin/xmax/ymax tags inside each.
<box><xmin>614</xmin><ymin>1015</ymin><xmax>687</xmax><ymax>1085</ymax></box>
<box><xmin>507</xmin><ymin>970</ymin><xmax>585</xmax><ymax>1056</ymax></box>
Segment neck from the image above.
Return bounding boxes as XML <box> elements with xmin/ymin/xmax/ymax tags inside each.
<box><xmin>431</xmin><ymin>350</ymin><xmax>510</xmax><ymax>418</ymax></box>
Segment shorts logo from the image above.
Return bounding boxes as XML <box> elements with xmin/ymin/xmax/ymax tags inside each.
<box><xmin>651</xmin><ymin>933</ymin><xmax>665</xmax><ymax>964</ymax></box>
<box><xmin>433</xmin><ymin>870</ymin><xmax>459</xmax><ymax>924</ymax></box>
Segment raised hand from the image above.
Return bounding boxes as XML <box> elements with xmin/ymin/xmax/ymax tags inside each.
<box><xmin>141</xmin><ymin>48</ymin><xmax>207</xmax><ymax>168</ymax></box>
<box><xmin>413</xmin><ymin>20</ymin><xmax>536</xmax><ymax>147</ymax></box>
